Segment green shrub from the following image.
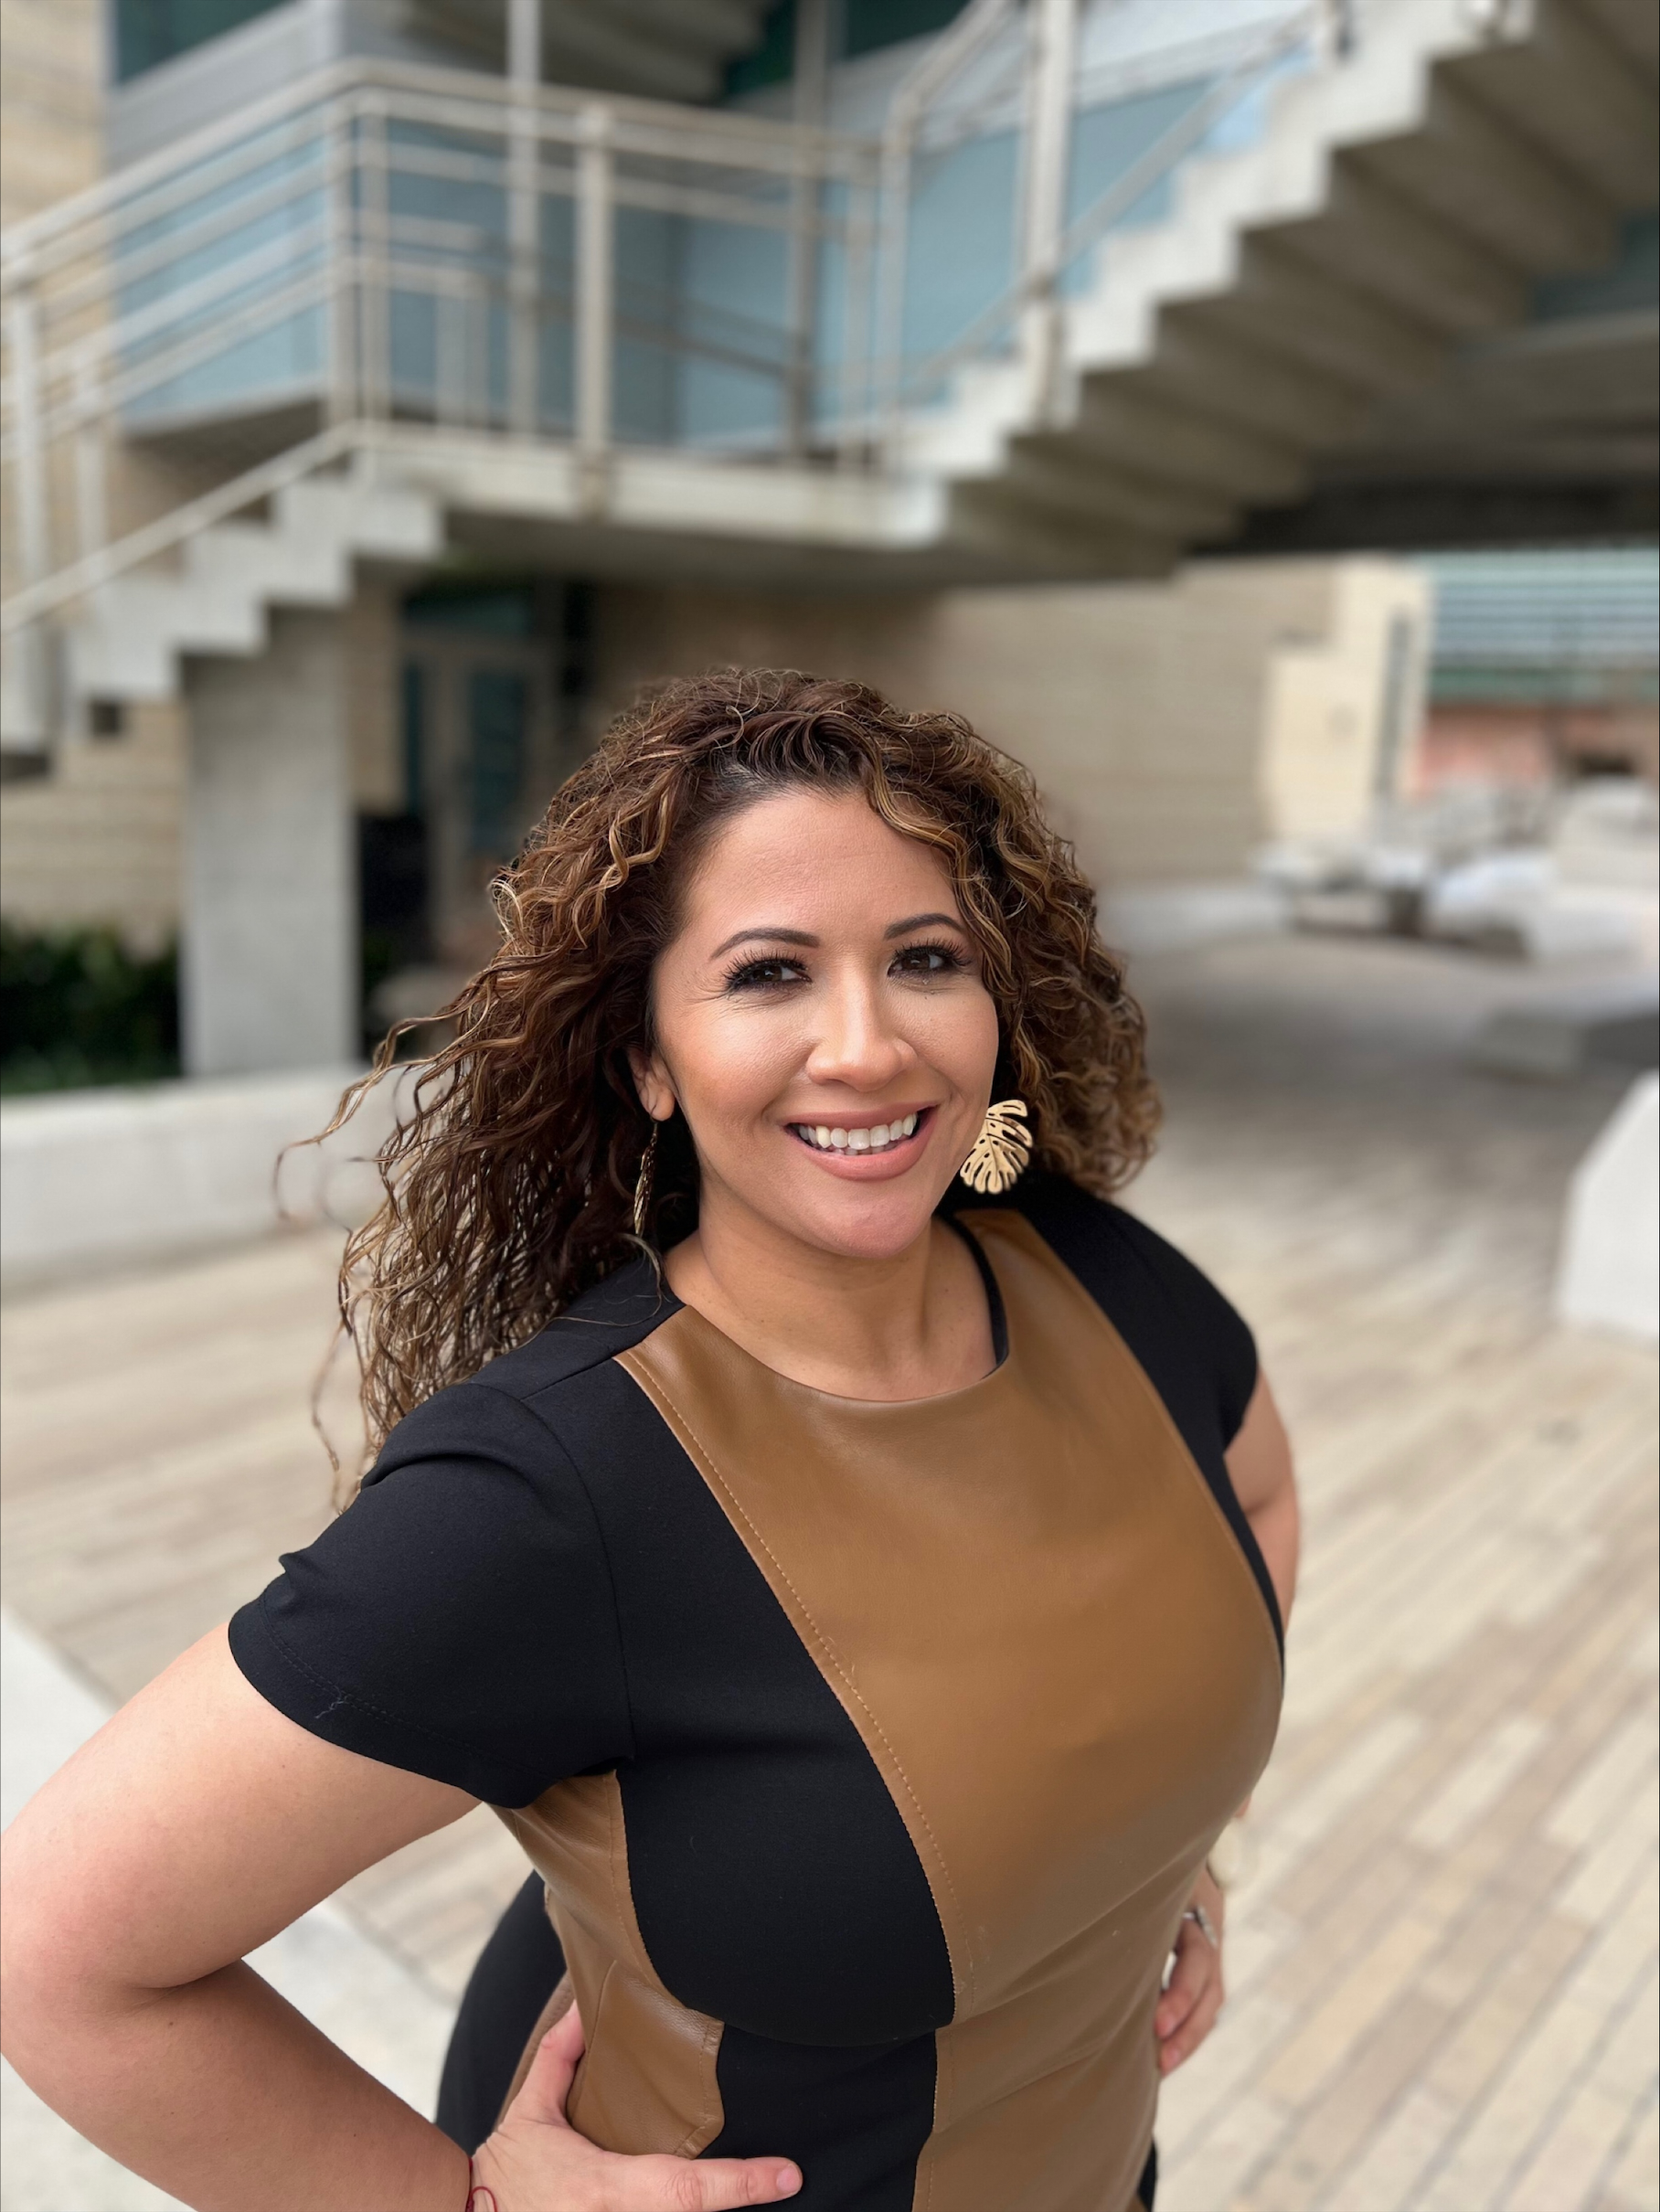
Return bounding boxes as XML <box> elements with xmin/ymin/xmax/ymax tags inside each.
<box><xmin>0</xmin><ymin>922</ymin><xmax>180</xmax><ymax>1094</ymax></box>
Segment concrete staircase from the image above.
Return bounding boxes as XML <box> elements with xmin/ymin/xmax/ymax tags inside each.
<box><xmin>915</xmin><ymin>0</ymin><xmax>1657</xmax><ymax>573</ymax></box>
<box><xmin>69</xmin><ymin>474</ymin><xmax>442</xmax><ymax>701</ymax></box>
<box><xmin>1</xmin><ymin>469</ymin><xmax>442</xmax><ymax>755</ymax></box>
<box><xmin>1</xmin><ymin>0</ymin><xmax>1653</xmax><ymax>758</ymax></box>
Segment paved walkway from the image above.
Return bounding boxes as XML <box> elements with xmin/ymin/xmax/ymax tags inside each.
<box><xmin>3</xmin><ymin>932</ymin><xmax>1655</xmax><ymax>2211</ymax></box>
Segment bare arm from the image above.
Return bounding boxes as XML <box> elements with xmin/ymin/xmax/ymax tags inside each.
<box><xmin>0</xmin><ymin>1628</ymin><xmax>475</xmax><ymax>2212</ymax></box>
<box><xmin>1157</xmin><ymin>1368</ymin><xmax>1299</xmax><ymax>2074</ymax></box>
<box><xmin>1</xmin><ymin>1629</ymin><xmax>802</xmax><ymax>2212</ymax></box>
<box><xmin>1225</xmin><ymin>1369</ymin><xmax>1299</xmax><ymax>1631</ymax></box>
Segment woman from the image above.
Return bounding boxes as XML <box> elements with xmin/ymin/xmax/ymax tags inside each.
<box><xmin>1</xmin><ymin>670</ymin><xmax>1296</xmax><ymax>2212</ymax></box>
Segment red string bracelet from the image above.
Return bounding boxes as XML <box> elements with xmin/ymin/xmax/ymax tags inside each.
<box><xmin>465</xmin><ymin>2156</ymin><xmax>498</xmax><ymax>2210</ymax></box>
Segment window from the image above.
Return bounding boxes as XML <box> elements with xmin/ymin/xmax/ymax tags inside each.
<box><xmin>115</xmin><ymin>0</ymin><xmax>290</xmax><ymax>84</ymax></box>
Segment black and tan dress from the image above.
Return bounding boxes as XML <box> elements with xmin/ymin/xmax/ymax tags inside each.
<box><xmin>229</xmin><ymin>1175</ymin><xmax>1283</xmax><ymax>2212</ymax></box>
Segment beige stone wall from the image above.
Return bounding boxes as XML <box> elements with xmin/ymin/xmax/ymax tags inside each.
<box><xmin>588</xmin><ymin>557</ymin><xmax>1428</xmax><ymax>896</ymax></box>
<box><xmin>0</xmin><ymin>701</ymin><xmax>186</xmax><ymax>950</ymax></box>
<box><xmin>0</xmin><ymin>0</ymin><xmax>102</xmax><ymax>229</ymax></box>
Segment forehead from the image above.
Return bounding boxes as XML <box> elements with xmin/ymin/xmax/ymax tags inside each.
<box><xmin>681</xmin><ymin>788</ymin><xmax>958</xmax><ymax>930</ymax></box>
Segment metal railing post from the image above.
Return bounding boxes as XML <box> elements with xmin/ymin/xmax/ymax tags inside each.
<box><xmin>6</xmin><ymin>283</ymin><xmax>51</xmax><ymax>590</ymax></box>
<box><xmin>507</xmin><ymin>0</ymin><xmax>542</xmax><ymax>438</ymax></box>
<box><xmin>575</xmin><ymin>103</ymin><xmax>613</xmax><ymax>507</ymax></box>
<box><xmin>837</xmin><ymin>175</ymin><xmax>877</xmax><ymax>469</ymax></box>
<box><xmin>364</xmin><ymin>99</ymin><xmax>391</xmax><ymax>422</ymax></box>
<box><xmin>3</xmin><ymin>280</ymin><xmax>56</xmax><ymax>749</ymax></box>
<box><xmin>325</xmin><ymin>102</ymin><xmax>358</xmax><ymax>424</ymax></box>
<box><xmin>1019</xmin><ymin>0</ymin><xmax>1079</xmax><ymax>425</ymax></box>
<box><xmin>72</xmin><ymin>351</ymin><xmax>108</xmax><ymax>564</ymax></box>
<box><xmin>783</xmin><ymin>0</ymin><xmax>831</xmax><ymax>460</ymax></box>
<box><xmin>875</xmin><ymin>0</ymin><xmax>1016</xmax><ymax>460</ymax></box>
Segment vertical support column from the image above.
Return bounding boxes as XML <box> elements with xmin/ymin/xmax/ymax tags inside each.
<box><xmin>574</xmin><ymin>104</ymin><xmax>614</xmax><ymax>510</ymax></box>
<box><xmin>182</xmin><ymin>610</ymin><xmax>358</xmax><ymax>1076</ymax></box>
<box><xmin>507</xmin><ymin>0</ymin><xmax>542</xmax><ymax>438</ymax></box>
<box><xmin>6</xmin><ymin>283</ymin><xmax>50</xmax><ymax>592</ymax></box>
<box><xmin>1019</xmin><ymin>0</ymin><xmax>1078</xmax><ymax>424</ymax></box>
<box><xmin>325</xmin><ymin>103</ymin><xmax>358</xmax><ymax>426</ymax></box>
<box><xmin>784</xmin><ymin>0</ymin><xmax>831</xmax><ymax>458</ymax></box>
<box><xmin>71</xmin><ymin>352</ymin><xmax>108</xmax><ymax>564</ymax></box>
<box><xmin>361</xmin><ymin>100</ymin><xmax>391</xmax><ymax>424</ymax></box>
<box><xmin>4</xmin><ymin>280</ymin><xmax>55</xmax><ymax>754</ymax></box>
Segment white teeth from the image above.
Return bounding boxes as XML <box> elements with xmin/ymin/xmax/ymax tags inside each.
<box><xmin>792</xmin><ymin>1113</ymin><xmax>922</xmax><ymax>1152</ymax></box>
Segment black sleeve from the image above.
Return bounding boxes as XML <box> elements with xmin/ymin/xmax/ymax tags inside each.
<box><xmin>1102</xmin><ymin>1207</ymin><xmax>1259</xmax><ymax>1449</ymax></box>
<box><xmin>229</xmin><ymin>1381</ymin><xmax>633</xmax><ymax>1807</ymax></box>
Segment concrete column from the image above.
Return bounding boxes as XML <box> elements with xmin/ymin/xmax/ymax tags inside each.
<box><xmin>182</xmin><ymin>610</ymin><xmax>356</xmax><ymax>1076</ymax></box>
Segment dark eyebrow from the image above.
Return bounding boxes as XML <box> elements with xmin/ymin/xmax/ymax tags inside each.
<box><xmin>708</xmin><ymin>912</ymin><xmax>965</xmax><ymax>962</ymax></box>
<box><xmin>884</xmin><ymin>911</ymin><xmax>963</xmax><ymax>939</ymax></box>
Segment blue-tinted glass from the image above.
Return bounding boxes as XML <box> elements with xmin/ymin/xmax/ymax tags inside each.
<box><xmin>116</xmin><ymin>0</ymin><xmax>288</xmax><ymax>82</ymax></box>
<box><xmin>468</xmin><ymin>669</ymin><xmax>528</xmax><ymax>856</ymax></box>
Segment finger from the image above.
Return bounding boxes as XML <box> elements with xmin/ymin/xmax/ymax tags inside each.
<box><xmin>508</xmin><ymin>2002</ymin><xmax>586</xmax><ymax>2127</ymax></box>
<box><xmin>1155</xmin><ymin>1925</ymin><xmax>1214</xmax><ymax>2040</ymax></box>
<box><xmin>616</xmin><ymin>2151</ymin><xmax>802</xmax><ymax>2207</ymax></box>
<box><xmin>1160</xmin><ymin>1965</ymin><xmax>1225</xmax><ymax>2074</ymax></box>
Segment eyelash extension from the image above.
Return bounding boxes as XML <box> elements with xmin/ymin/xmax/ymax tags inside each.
<box><xmin>721</xmin><ymin>938</ymin><xmax>972</xmax><ymax>993</ymax></box>
<box><xmin>893</xmin><ymin>936</ymin><xmax>973</xmax><ymax>973</ymax></box>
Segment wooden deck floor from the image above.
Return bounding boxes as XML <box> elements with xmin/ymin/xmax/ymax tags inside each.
<box><xmin>3</xmin><ymin>932</ymin><xmax>1655</xmax><ymax>2210</ymax></box>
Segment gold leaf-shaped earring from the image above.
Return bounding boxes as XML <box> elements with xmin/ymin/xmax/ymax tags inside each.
<box><xmin>632</xmin><ymin>1123</ymin><xmax>660</xmax><ymax>1239</ymax></box>
<box><xmin>958</xmin><ymin>1098</ymin><xmax>1032</xmax><ymax>1196</ymax></box>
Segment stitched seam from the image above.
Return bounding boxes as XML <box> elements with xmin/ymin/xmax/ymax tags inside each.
<box><xmin>630</xmin><ymin>1360</ymin><xmax>976</xmax><ymax>2017</ymax></box>
<box><xmin>1015</xmin><ymin>1207</ymin><xmax>1284</xmax><ymax>1665</ymax></box>
<box><xmin>244</xmin><ymin>1596</ymin><xmax>548</xmax><ymax>1792</ymax></box>
<box><xmin>513</xmin><ymin>1394</ymin><xmax>642</xmax><ymax>1762</ymax></box>
<box><xmin>1052</xmin><ymin>1231</ymin><xmax>1286</xmax><ymax>1688</ymax></box>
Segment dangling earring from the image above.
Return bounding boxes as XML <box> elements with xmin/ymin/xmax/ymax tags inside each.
<box><xmin>959</xmin><ymin>1098</ymin><xmax>1032</xmax><ymax>1196</ymax></box>
<box><xmin>632</xmin><ymin>1122</ymin><xmax>660</xmax><ymax>1239</ymax></box>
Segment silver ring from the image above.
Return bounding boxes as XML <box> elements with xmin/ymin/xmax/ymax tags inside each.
<box><xmin>1183</xmin><ymin>1903</ymin><xmax>1220</xmax><ymax>1950</ymax></box>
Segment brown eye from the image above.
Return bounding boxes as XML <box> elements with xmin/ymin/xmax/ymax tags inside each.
<box><xmin>892</xmin><ymin>941</ymin><xmax>969</xmax><ymax>976</ymax></box>
<box><xmin>724</xmin><ymin>956</ymin><xmax>808</xmax><ymax>993</ymax></box>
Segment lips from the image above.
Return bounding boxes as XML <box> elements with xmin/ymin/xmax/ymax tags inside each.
<box><xmin>787</xmin><ymin>1109</ymin><xmax>926</xmax><ymax>1156</ymax></box>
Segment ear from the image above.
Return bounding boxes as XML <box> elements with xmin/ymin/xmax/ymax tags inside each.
<box><xmin>627</xmin><ymin>1044</ymin><xmax>676</xmax><ymax>1124</ymax></box>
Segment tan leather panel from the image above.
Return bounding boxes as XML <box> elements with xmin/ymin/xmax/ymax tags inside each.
<box><xmin>495</xmin><ymin>1771</ymin><xmax>725</xmax><ymax>2156</ymax></box>
<box><xmin>619</xmin><ymin>1209</ymin><xmax>1282</xmax><ymax>2212</ymax></box>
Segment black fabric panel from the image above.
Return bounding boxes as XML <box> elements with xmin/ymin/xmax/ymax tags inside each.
<box><xmin>706</xmin><ymin>2025</ymin><xmax>936</xmax><ymax>2207</ymax></box>
<box><xmin>436</xmin><ymin>1872</ymin><xmax>565</xmax><ymax>2153</ymax></box>
<box><xmin>227</xmin><ymin>1258</ymin><xmax>683</xmax><ymax>1804</ymax></box>
<box><xmin>228</xmin><ymin>1382</ymin><xmax>633</xmax><ymax>1804</ymax></box>
<box><xmin>952</xmin><ymin>1174</ymin><xmax>1282</xmax><ymax>1657</ymax></box>
<box><xmin>1140</xmin><ymin>2139</ymin><xmax>1158</xmax><ymax>2208</ymax></box>
<box><xmin>535</xmin><ymin>1360</ymin><xmax>957</xmax><ymax>2052</ymax></box>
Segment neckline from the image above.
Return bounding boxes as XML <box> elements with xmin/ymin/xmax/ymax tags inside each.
<box><xmin>646</xmin><ymin>1214</ymin><xmax>1014</xmax><ymax>1411</ymax></box>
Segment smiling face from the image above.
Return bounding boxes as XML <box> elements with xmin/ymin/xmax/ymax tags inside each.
<box><xmin>633</xmin><ymin>785</ymin><xmax>1002</xmax><ymax>1263</ymax></box>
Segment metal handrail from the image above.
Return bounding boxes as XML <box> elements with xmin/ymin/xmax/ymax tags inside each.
<box><xmin>889</xmin><ymin>0</ymin><xmax>1324</xmax><ymax>420</ymax></box>
<box><xmin>1</xmin><ymin>6</ymin><xmax>1363</xmax><ymax>655</ymax></box>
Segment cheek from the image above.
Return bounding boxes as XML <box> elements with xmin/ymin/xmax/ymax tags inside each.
<box><xmin>662</xmin><ymin>1000</ymin><xmax>804</xmax><ymax>1122</ymax></box>
<box><xmin>918</xmin><ymin>985</ymin><xmax>1001</xmax><ymax>1094</ymax></box>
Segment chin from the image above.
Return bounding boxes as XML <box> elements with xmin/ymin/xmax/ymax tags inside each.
<box><xmin>786</xmin><ymin>1183</ymin><xmax>944</xmax><ymax>1262</ymax></box>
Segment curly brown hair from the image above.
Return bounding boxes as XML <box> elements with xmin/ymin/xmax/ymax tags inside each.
<box><xmin>330</xmin><ymin>667</ymin><xmax>1158</xmax><ymax>1462</ymax></box>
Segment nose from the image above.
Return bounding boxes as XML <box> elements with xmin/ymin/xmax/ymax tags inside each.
<box><xmin>803</xmin><ymin>967</ymin><xmax>916</xmax><ymax>1093</ymax></box>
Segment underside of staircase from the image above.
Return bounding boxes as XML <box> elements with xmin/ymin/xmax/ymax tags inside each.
<box><xmin>2</xmin><ymin>0</ymin><xmax>1654</xmax><ymax>762</ymax></box>
<box><xmin>925</xmin><ymin>0</ymin><xmax>1658</xmax><ymax>578</ymax></box>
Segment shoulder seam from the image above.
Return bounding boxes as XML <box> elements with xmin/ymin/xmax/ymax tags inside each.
<box><xmin>489</xmin><ymin>1387</ymin><xmax>643</xmax><ymax>1765</ymax></box>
